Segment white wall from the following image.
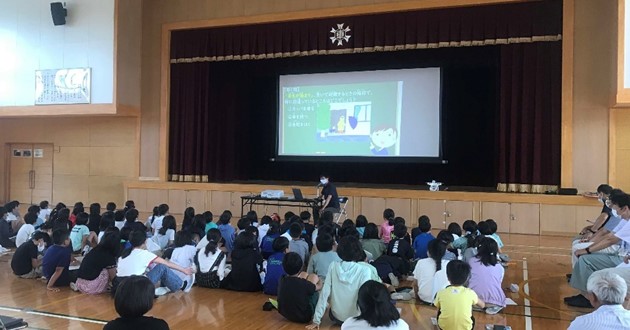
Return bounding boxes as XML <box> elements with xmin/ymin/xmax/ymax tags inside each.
<box><xmin>0</xmin><ymin>0</ymin><xmax>114</xmax><ymax>106</ymax></box>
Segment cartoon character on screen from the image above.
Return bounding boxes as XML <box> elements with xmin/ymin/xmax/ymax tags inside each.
<box><xmin>370</xmin><ymin>126</ymin><xmax>398</xmax><ymax>155</ymax></box>
<box><xmin>337</xmin><ymin>115</ymin><xmax>346</xmax><ymax>133</ymax></box>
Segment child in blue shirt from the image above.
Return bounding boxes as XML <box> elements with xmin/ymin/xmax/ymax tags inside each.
<box><xmin>412</xmin><ymin>216</ymin><xmax>434</xmax><ymax>259</ymax></box>
<box><xmin>263</xmin><ymin>236</ymin><xmax>289</xmax><ymax>295</ymax></box>
<box><xmin>42</xmin><ymin>229</ymin><xmax>74</xmax><ymax>291</ymax></box>
<box><xmin>260</xmin><ymin>222</ymin><xmax>280</xmax><ymax>259</ymax></box>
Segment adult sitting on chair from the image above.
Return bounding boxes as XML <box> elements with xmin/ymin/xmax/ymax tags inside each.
<box><xmin>570</xmin><ymin>188</ymin><xmax>622</xmax><ymax>270</ymax></box>
<box><xmin>568</xmin><ymin>271</ymin><xmax>630</xmax><ymax>329</ymax></box>
<box><xmin>319</xmin><ymin>174</ymin><xmax>340</xmax><ymax>215</ymax></box>
<box><xmin>567</xmin><ymin>192</ymin><xmax>630</xmax><ymax>307</ymax></box>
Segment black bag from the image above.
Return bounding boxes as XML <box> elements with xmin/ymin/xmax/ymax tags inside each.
<box><xmin>195</xmin><ymin>251</ymin><xmax>225</xmax><ymax>288</ymax></box>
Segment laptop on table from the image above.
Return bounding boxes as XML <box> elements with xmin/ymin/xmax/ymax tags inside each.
<box><xmin>292</xmin><ymin>188</ymin><xmax>304</xmax><ymax>200</ymax></box>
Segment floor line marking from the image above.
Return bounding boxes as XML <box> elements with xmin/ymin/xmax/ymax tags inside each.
<box><xmin>0</xmin><ymin>305</ymin><xmax>107</xmax><ymax>325</ymax></box>
<box><xmin>523</xmin><ymin>260</ymin><xmax>532</xmax><ymax>330</ymax></box>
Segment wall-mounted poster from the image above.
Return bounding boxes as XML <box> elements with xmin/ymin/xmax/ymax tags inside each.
<box><xmin>12</xmin><ymin>149</ymin><xmax>21</xmax><ymax>157</ymax></box>
<box><xmin>22</xmin><ymin>149</ymin><xmax>32</xmax><ymax>157</ymax></box>
<box><xmin>34</xmin><ymin>149</ymin><xmax>44</xmax><ymax>158</ymax></box>
<box><xmin>35</xmin><ymin>68</ymin><xmax>91</xmax><ymax>105</ymax></box>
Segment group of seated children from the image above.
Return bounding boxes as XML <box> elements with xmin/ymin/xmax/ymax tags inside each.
<box><xmin>6</xmin><ymin>199</ymin><xmax>511</xmax><ymax>330</ymax></box>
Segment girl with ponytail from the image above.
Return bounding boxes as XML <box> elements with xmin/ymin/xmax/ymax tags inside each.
<box><xmin>114</xmin><ymin>230</ymin><xmax>193</xmax><ymax>297</ymax></box>
<box><xmin>411</xmin><ymin>239</ymin><xmax>452</xmax><ymax>304</ymax></box>
<box><xmin>195</xmin><ymin>229</ymin><xmax>228</xmax><ymax>288</ymax></box>
<box><xmin>468</xmin><ymin>237</ymin><xmax>506</xmax><ymax>314</ymax></box>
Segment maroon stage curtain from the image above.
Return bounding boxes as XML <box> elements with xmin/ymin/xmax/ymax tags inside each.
<box><xmin>170</xmin><ymin>0</ymin><xmax>562</xmax><ymax>63</ymax></box>
<box><xmin>496</xmin><ymin>41</ymin><xmax>562</xmax><ymax>193</ymax></box>
<box><xmin>168</xmin><ymin>0</ymin><xmax>563</xmax><ymax>186</ymax></box>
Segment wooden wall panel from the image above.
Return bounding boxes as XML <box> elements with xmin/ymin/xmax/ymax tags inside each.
<box><xmin>385</xmin><ymin>198</ymin><xmax>412</xmax><ymax>224</ymax></box>
<box><xmin>54</xmin><ymin>147</ymin><xmax>90</xmax><ymax>176</ymax></box>
<box><xmin>361</xmin><ymin>197</ymin><xmax>386</xmax><ymax>224</ymax></box>
<box><xmin>417</xmin><ymin>199</ymin><xmax>446</xmax><ymax>228</ymax></box>
<box><xmin>576</xmin><ymin>205</ymin><xmax>604</xmax><ymax>232</ymax></box>
<box><xmin>446</xmin><ymin>201</ymin><xmax>475</xmax><ymax>227</ymax></box>
<box><xmin>540</xmin><ymin>204</ymin><xmax>577</xmax><ymax>236</ymax></box>
<box><xmin>127</xmin><ymin>188</ymin><xmax>148</xmax><ymax>212</ymax></box>
<box><xmin>510</xmin><ymin>203</ymin><xmax>540</xmax><ymax>235</ymax></box>
<box><xmin>146</xmin><ymin>189</ymin><xmax>169</xmax><ymax>211</ymax></box>
<box><xmin>210</xmin><ymin>191</ymin><xmax>234</xmax><ymax>215</ymax></box>
<box><xmin>168</xmin><ymin>189</ymin><xmax>187</xmax><ymax>215</ymax></box>
<box><xmin>88</xmin><ymin>176</ymin><xmax>126</xmax><ymax>206</ymax></box>
<box><xmin>186</xmin><ymin>190</ymin><xmax>207</xmax><ymax>213</ymax></box>
<box><xmin>481</xmin><ymin>202</ymin><xmax>511</xmax><ymax>233</ymax></box>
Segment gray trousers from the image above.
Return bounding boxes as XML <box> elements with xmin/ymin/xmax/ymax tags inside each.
<box><xmin>570</xmin><ymin>254</ymin><xmax>624</xmax><ymax>291</ymax></box>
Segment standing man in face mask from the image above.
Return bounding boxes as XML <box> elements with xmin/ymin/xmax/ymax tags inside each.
<box><xmin>318</xmin><ymin>174</ymin><xmax>340</xmax><ymax>217</ymax></box>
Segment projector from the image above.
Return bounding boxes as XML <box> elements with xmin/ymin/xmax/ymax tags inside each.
<box><xmin>261</xmin><ymin>190</ymin><xmax>284</xmax><ymax>198</ymax></box>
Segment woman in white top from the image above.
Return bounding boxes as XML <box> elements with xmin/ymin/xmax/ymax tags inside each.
<box><xmin>152</xmin><ymin>215</ymin><xmax>176</xmax><ymax>250</ymax></box>
<box><xmin>341</xmin><ymin>280</ymin><xmax>409</xmax><ymax>330</ymax></box>
<box><xmin>115</xmin><ymin>230</ymin><xmax>193</xmax><ymax>296</ymax></box>
<box><xmin>412</xmin><ymin>239</ymin><xmax>451</xmax><ymax>304</ymax></box>
<box><xmin>196</xmin><ymin>229</ymin><xmax>228</xmax><ymax>287</ymax></box>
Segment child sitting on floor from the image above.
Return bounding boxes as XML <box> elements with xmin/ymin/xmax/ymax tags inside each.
<box><xmin>468</xmin><ymin>237</ymin><xmax>506</xmax><ymax>314</ymax></box>
<box><xmin>42</xmin><ymin>229</ymin><xmax>75</xmax><ymax>292</ymax></box>
<box><xmin>307</xmin><ymin>233</ymin><xmax>341</xmax><ymax>282</ymax></box>
<box><xmin>195</xmin><ymin>229</ymin><xmax>228</xmax><ymax>288</ymax></box>
<box><xmin>341</xmin><ymin>280</ymin><xmax>410</xmax><ymax>329</ymax></box>
<box><xmin>289</xmin><ymin>223</ymin><xmax>310</xmax><ymax>266</ymax></box>
<box><xmin>70</xmin><ymin>212</ymin><xmax>91</xmax><ymax>254</ymax></box>
<box><xmin>485</xmin><ymin>219</ymin><xmax>510</xmax><ymax>262</ymax></box>
<box><xmin>11</xmin><ymin>231</ymin><xmax>47</xmax><ymax>279</ymax></box>
<box><xmin>434</xmin><ymin>260</ymin><xmax>485</xmax><ymax>330</ymax></box>
<box><xmin>412</xmin><ymin>216</ymin><xmax>434</xmax><ymax>259</ymax></box>
<box><xmin>221</xmin><ymin>232</ymin><xmax>264</xmax><ymax>292</ymax></box>
<box><xmin>451</xmin><ymin>220</ymin><xmax>479</xmax><ymax>259</ymax></box>
<box><xmin>260</xmin><ymin>221</ymin><xmax>280</xmax><ymax>259</ymax></box>
<box><xmin>263</xmin><ymin>236</ymin><xmax>289</xmax><ymax>295</ymax></box>
<box><xmin>104</xmin><ymin>276</ymin><xmax>170</xmax><ymax>330</ymax></box>
<box><xmin>166</xmin><ymin>231</ymin><xmax>197</xmax><ymax>292</ymax></box>
<box><xmin>277</xmin><ymin>252</ymin><xmax>321</xmax><ymax>324</ymax></box>
<box><xmin>380</xmin><ymin>209</ymin><xmax>395</xmax><ymax>244</ymax></box>
<box><xmin>15</xmin><ymin>212</ymin><xmax>37</xmax><ymax>247</ymax></box>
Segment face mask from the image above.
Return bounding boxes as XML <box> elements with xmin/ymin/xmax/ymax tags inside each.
<box><xmin>612</xmin><ymin>209</ymin><xmax>619</xmax><ymax>218</ymax></box>
<box><xmin>599</xmin><ymin>197</ymin><xmax>605</xmax><ymax>204</ymax></box>
<box><xmin>320</xmin><ymin>179</ymin><xmax>328</xmax><ymax>185</ymax></box>
<box><xmin>37</xmin><ymin>243</ymin><xmax>45</xmax><ymax>252</ymax></box>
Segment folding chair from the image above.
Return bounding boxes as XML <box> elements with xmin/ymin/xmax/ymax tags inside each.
<box><xmin>334</xmin><ymin>197</ymin><xmax>349</xmax><ymax>223</ymax></box>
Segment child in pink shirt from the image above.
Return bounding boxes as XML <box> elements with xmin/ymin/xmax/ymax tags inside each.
<box><xmin>380</xmin><ymin>209</ymin><xmax>395</xmax><ymax>244</ymax></box>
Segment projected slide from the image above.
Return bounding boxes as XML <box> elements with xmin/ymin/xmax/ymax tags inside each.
<box><xmin>278</xmin><ymin>68</ymin><xmax>441</xmax><ymax>158</ymax></box>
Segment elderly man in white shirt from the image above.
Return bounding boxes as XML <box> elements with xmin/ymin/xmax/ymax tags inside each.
<box><xmin>568</xmin><ymin>271</ymin><xmax>630</xmax><ymax>330</ymax></box>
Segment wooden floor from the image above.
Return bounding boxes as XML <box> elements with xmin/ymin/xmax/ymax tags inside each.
<box><xmin>0</xmin><ymin>233</ymin><xmax>590</xmax><ymax>330</ymax></box>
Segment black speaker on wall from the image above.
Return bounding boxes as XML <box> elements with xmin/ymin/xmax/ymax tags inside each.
<box><xmin>50</xmin><ymin>2</ymin><xmax>67</xmax><ymax>26</ymax></box>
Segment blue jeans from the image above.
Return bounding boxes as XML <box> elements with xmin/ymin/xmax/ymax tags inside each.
<box><xmin>146</xmin><ymin>264</ymin><xmax>183</xmax><ymax>292</ymax></box>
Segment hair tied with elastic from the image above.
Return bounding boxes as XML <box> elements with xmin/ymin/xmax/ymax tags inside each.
<box><xmin>441</xmin><ymin>240</ymin><xmax>448</xmax><ymax>244</ymax></box>
<box><xmin>208</xmin><ymin>239</ymin><xmax>215</xmax><ymax>243</ymax></box>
